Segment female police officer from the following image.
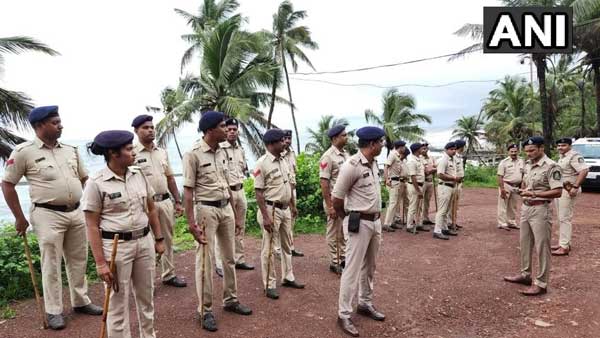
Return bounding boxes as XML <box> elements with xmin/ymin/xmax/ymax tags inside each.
<box><xmin>82</xmin><ymin>130</ymin><xmax>165</xmax><ymax>338</ymax></box>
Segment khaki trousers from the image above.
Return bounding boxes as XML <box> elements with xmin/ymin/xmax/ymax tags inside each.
<box><xmin>155</xmin><ymin>199</ymin><xmax>176</xmax><ymax>281</ymax></box>
<box><xmin>434</xmin><ymin>185</ymin><xmax>453</xmax><ymax>233</ymax></box>
<box><xmin>556</xmin><ymin>188</ymin><xmax>580</xmax><ymax>248</ymax></box>
<box><xmin>447</xmin><ymin>184</ymin><xmax>463</xmax><ymax>225</ymax></box>
<box><xmin>195</xmin><ymin>204</ymin><xmax>238</xmax><ymax>314</ymax></box>
<box><xmin>215</xmin><ymin>189</ymin><xmax>248</xmax><ymax>269</ymax></box>
<box><xmin>406</xmin><ymin>184</ymin><xmax>422</xmax><ymax>229</ymax></box>
<box><xmin>383</xmin><ymin>183</ymin><xmax>401</xmax><ymax>226</ymax></box>
<box><xmin>519</xmin><ymin>203</ymin><xmax>552</xmax><ymax>288</ymax></box>
<box><xmin>290</xmin><ymin>189</ymin><xmax>297</xmax><ymax>251</ymax></box>
<box><xmin>338</xmin><ymin>217</ymin><xmax>381</xmax><ymax>319</ymax></box>
<box><xmin>395</xmin><ymin>183</ymin><xmax>409</xmax><ymax>222</ymax></box>
<box><xmin>30</xmin><ymin>206</ymin><xmax>91</xmax><ymax>315</ymax></box>
<box><xmin>102</xmin><ymin>234</ymin><xmax>156</xmax><ymax>338</ymax></box>
<box><xmin>497</xmin><ymin>184</ymin><xmax>520</xmax><ymax>228</ymax></box>
<box><xmin>323</xmin><ymin>200</ymin><xmax>346</xmax><ymax>265</ymax></box>
<box><xmin>258</xmin><ymin>205</ymin><xmax>295</xmax><ymax>289</ymax></box>
<box><xmin>422</xmin><ymin>181</ymin><xmax>434</xmax><ymax>222</ymax></box>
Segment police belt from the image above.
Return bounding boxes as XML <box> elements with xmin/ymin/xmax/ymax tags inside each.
<box><xmin>199</xmin><ymin>199</ymin><xmax>230</xmax><ymax>208</ymax></box>
<box><xmin>390</xmin><ymin>177</ymin><xmax>407</xmax><ymax>183</ymax></box>
<box><xmin>503</xmin><ymin>181</ymin><xmax>521</xmax><ymax>187</ymax></box>
<box><xmin>440</xmin><ymin>182</ymin><xmax>455</xmax><ymax>188</ymax></box>
<box><xmin>523</xmin><ymin>200</ymin><xmax>550</xmax><ymax>207</ymax></box>
<box><xmin>425</xmin><ymin>177</ymin><xmax>433</xmax><ymax>182</ymax></box>
<box><xmin>353</xmin><ymin>212</ymin><xmax>380</xmax><ymax>222</ymax></box>
<box><xmin>101</xmin><ymin>226</ymin><xmax>150</xmax><ymax>241</ymax></box>
<box><xmin>153</xmin><ymin>193</ymin><xmax>170</xmax><ymax>202</ymax></box>
<box><xmin>266</xmin><ymin>200</ymin><xmax>289</xmax><ymax>210</ymax></box>
<box><xmin>230</xmin><ymin>183</ymin><xmax>243</xmax><ymax>191</ymax></box>
<box><xmin>34</xmin><ymin>202</ymin><xmax>80</xmax><ymax>213</ymax></box>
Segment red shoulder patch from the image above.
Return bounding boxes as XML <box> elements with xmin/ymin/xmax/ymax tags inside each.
<box><xmin>320</xmin><ymin>162</ymin><xmax>328</xmax><ymax>169</ymax></box>
<box><xmin>6</xmin><ymin>159</ymin><xmax>14</xmax><ymax>166</ymax></box>
<box><xmin>253</xmin><ymin>169</ymin><xmax>261</xmax><ymax>177</ymax></box>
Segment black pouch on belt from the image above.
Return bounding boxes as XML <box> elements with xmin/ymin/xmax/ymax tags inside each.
<box><xmin>348</xmin><ymin>211</ymin><xmax>360</xmax><ymax>233</ymax></box>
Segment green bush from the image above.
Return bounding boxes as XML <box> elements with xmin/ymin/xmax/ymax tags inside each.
<box><xmin>463</xmin><ymin>164</ymin><xmax>498</xmax><ymax>188</ymax></box>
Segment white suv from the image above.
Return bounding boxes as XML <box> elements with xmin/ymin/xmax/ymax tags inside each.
<box><xmin>572</xmin><ymin>138</ymin><xmax>600</xmax><ymax>189</ymax></box>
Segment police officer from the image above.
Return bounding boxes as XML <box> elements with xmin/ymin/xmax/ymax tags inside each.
<box><xmin>83</xmin><ymin>130</ymin><xmax>165</xmax><ymax>338</ymax></box>
<box><xmin>504</xmin><ymin>136</ymin><xmax>562</xmax><ymax>296</ymax></box>
<box><xmin>333</xmin><ymin>126</ymin><xmax>386</xmax><ymax>337</ymax></box>
<box><xmin>2</xmin><ymin>106</ymin><xmax>102</xmax><ymax>330</ymax></box>
<box><xmin>448</xmin><ymin>139</ymin><xmax>466</xmax><ymax>230</ymax></box>
<box><xmin>255</xmin><ymin>128</ymin><xmax>305</xmax><ymax>299</ymax></box>
<box><xmin>406</xmin><ymin>143</ymin><xmax>427</xmax><ymax>233</ymax></box>
<box><xmin>132</xmin><ymin>114</ymin><xmax>187</xmax><ymax>287</ymax></box>
<box><xmin>214</xmin><ymin>118</ymin><xmax>254</xmax><ymax>271</ymax></box>
<box><xmin>319</xmin><ymin>125</ymin><xmax>350</xmax><ymax>274</ymax></box>
<box><xmin>433</xmin><ymin>142</ymin><xmax>460</xmax><ymax>240</ymax></box>
<box><xmin>420</xmin><ymin>142</ymin><xmax>436</xmax><ymax>226</ymax></box>
<box><xmin>496</xmin><ymin>143</ymin><xmax>525</xmax><ymax>231</ymax></box>
<box><xmin>281</xmin><ymin>129</ymin><xmax>303</xmax><ymax>257</ymax></box>
<box><xmin>395</xmin><ymin>147</ymin><xmax>410</xmax><ymax>226</ymax></box>
<box><xmin>382</xmin><ymin>140</ymin><xmax>406</xmax><ymax>232</ymax></box>
<box><xmin>552</xmin><ymin>137</ymin><xmax>589</xmax><ymax>256</ymax></box>
<box><xmin>182</xmin><ymin>112</ymin><xmax>252</xmax><ymax>332</ymax></box>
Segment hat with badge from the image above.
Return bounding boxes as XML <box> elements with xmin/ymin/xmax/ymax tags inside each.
<box><xmin>327</xmin><ymin>125</ymin><xmax>346</xmax><ymax>139</ymax></box>
<box><xmin>410</xmin><ymin>142</ymin><xmax>424</xmax><ymax>153</ymax></box>
<box><xmin>131</xmin><ymin>114</ymin><xmax>153</xmax><ymax>128</ymax></box>
<box><xmin>29</xmin><ymin>105</ymin><xmax>59</xmax><ymax>124</ymax></box>
<box><xmin>225</xmin><ymin>118</ymin><xmax>238</xmax><ymax>126</ymax></box>
<box><xmin>393</xmin><ymin>140</ymin><xmax>406</xmax><ymax>148</ymax></box>
<box><xmin>90</xmin><ymin>130</ymin><xmax>134</xmax><ymax>155</ymax></box>
<box><xmin>507</xmin><ymin>143</ymin><xmax>518</xmax><ymax>150</ymax></box>
<box><xmin>283</xmin><ymin>129</ymin><xmax>292</xmax><ymax>137</ymax></box>
<box><xmin>555</xmin><ymin>137</ymin><xmax>572</xmax><ymax>145</ymax></box>
<box><xmin>198</xmin><ymin>111</ymin><xmax>225</xmax><ymax>132</ymax></box>
<box><xmin>356</xmin><ymin>126</ymin><xmax>385</xmax><ymax>141</ymax></box>
<box><xmin>454</xmin><ymin>140</ymin><xmax>466</xmax><ymax>148</ymax></box>
<box><xmin>263</xmin><ymin>128</ymin><xmax>285</xmax><ymax>144</ymax></box>
<box><xmin>524</xmin><ymin>136</ymin><xmax>544</xmax><ymax>146</ymax></box>
<box><xmin>444</xmin><ymin>141</ymin><xmax>457</xmax><ymax>150</ymax></box>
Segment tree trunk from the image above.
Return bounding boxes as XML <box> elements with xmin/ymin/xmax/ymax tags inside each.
<box><xmin>282</xmin><ymin>53</ymin><xmax>301</xmax><ymax>153</ymax></box>
<box><xmin>173</xmin><ymin>132</ymin><xmax>183</xmax><ymax>160</ymax></box>
<box><xmin>533</xmin><ymin>54</ymin><xmax>552</xmax><ymax>155</ymax></box>
<box><xmin>267</xmin><ymin>80</ymin><xmax>277</xmax><ymax>129</ymax></box>
<box><xmin>593</xmin><ymin>60</ymin><xmax>600</xmax><ymax>136</ymax></box>
<box><xmin>580</xmin><ymin>85</ymin><xmax>586</xmax><ymax>138</ymax></box>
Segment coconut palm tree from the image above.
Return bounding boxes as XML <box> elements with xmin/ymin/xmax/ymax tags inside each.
<box><xmin>453</xmin><ymin>114</ymin><xmax>484</xmax><ymax>159</ymax></box>
<box><xmin>364</xmin><ymin>89</ymin><xmax>431</xmax><ymax>155</ymax></box>
<box><xmin>305</xmin><ymin>115</ymin><xmax>356</xmax><ymax>155</ymax></box>
<box><xmin>266</xmin><ymin>0</ymin><xmax>319</xmax><ymax>153</ymax></box>
<box><xmin>0</xmin><ymin>36</ymin><xmax>59</xmax><ymax>160</ymax></box>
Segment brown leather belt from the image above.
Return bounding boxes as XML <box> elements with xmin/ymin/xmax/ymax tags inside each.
<box><xmin>153</xmin><ymin>193</ymin><xmax>170</xmax><ymax>202</ymax></box>
<box><xmin>504</xmin><ymin>181</ymin><xmax>521</xmax><ymax>187</ymax></box>
<box><xmin>101</xmin><ymin>226</ymin><xmax>150</xmax><ymax>241</ymax></box>
<box><xmin>359</xmin><ymin>213</ymin><xmax>380</xmax><ymax>221</ymax></box>
<box><xmin>523</xmin><ymin>200</ymin><xmax>550</xmax><ymax>207</ymax></box>
<box><xmin>34</xmin><ymin>202</ymin><xmax>80</xmax><ymax>213</ymax></box>
<box><xmin>390</xmin><ymin>177</ymin><xmax>401</xmax><ymax>181</ymax></box>
<box><xmin>441</xmin><ymin>182</ymin><xmax>455</xmax><ymax>188</ymax></box>
<box><xmin>199</xmin><ymin>199</ymin><xmax>230</xmax><ymax>208</ymax></box>
<box><xmin>266</xmin><ymin>200</ymin><xmax>289</xmax><ymax>210</ymax></box>
<box><xmin>230</xmin><ymin>183</ymin><xmax>243</xmax><ymax>191</ymax></box>
<box><xmin>425</xmin><ymin>178</ymin><xmax>433</xmax><ymax>182</ymax></box>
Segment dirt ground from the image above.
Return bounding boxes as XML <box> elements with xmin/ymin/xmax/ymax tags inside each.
<box><xmin>2</xmin><ymin>188</ymin><xmax>600</xmax><ymax>338</ymax></box>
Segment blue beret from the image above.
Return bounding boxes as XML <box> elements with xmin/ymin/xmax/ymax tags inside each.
<box><xmin>199</xmin><ymin>111</ymin><xmax>225</xmax><ymax>132</ymax></box>
<box><xmin>29</xmin><ymin>105</ymin><xmax>59</xmax><ymax>124</ymax></box>
<box><xmin>93</xmin><ymin>130</ymin><xmax>134</xmax><ymax>149</ymax></box>
<box><xmin>524</xmin><ymin>136</ymin><xmax>544</xmax><ymax>146</ymax></box>
<box><xmin>507</xmin><ymin>143</ymin><xmax>518</xmax><ymax>150</ymax></box>
<box><xmin>444</xmin><ymin>142</ymin><xmax>457</xmax><ymax>149</ymax></box>
<box><xmin>556</xmin><ymin>137</ymin><xmax>572</xmax><ymax>145</ymax></box>
<box><xmin>225</xmin><ymin>118</ymin><xmax>238</xmax><ymax>126</ymax></box>
<box><xmin>356</xmin><ymin>126</ymin><xmax>385</xmax><ymax>141</ymax></box>
<box><xmin>283</xmin><ymin>129</ymin><xmax>292</xmax><ymax>137</ymax></box>
<box><xmin>393</xmin><ymin>140</ymin><xmax>406</xmax><ymax>148</ymax></box>
<box><xmin>327</xmin><ymin>125</ymin><xmax>346</xmax><ymax>138</ymax></box>
<box><xmin>131</xmin><ymin>114</ymin><xmax>153</xmax><ymax>128</ymax></box>
<box><xmin>454</xmin><ymin>140</ymin><xmax>466</xmax><ymax>148</ymax></box>
<box><xmin>410</xmin><ymin>142</ymin><xmax>424</xmax><ymax>153</ymax></box>
<box><xmin>263</xmin><ymin>128</ymin><xmax>285</xmax><ymax>144</ymax></box>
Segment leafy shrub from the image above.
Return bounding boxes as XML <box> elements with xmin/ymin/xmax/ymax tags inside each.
<box><xmin>463</xmin><ymin>164</ymin><xmax>497</xmax><ymax>188</ymax></box>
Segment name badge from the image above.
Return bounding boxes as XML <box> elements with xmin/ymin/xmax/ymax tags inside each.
<box><xmin>35</xmin><ymin>157</ymin><xmax>46</xmax><ymax>163</ymax></box>
<box><xmin>201</xmin><ymin>163</ymin><xmax>211</xmax><ymax>167</ymax></box>
<box><xmin>108</xmin><ymin>192</ymin><xmax>122</xmax><ymax>199</ymax></box>
<box><xmin>137</xmin><ymin>159</ymin><xmax>147</xmax><ymax>163</ymax></box>
<box><xmin>362</xmin><ymin>172</ymin><xmax>370</xmax><ymax>178</ymax></box>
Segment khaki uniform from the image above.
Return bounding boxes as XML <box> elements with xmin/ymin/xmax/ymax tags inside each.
<box><xmin>447</xmin><ymin>153</ymin><xmax>465</xmax><ymax>225</ymax></box>
<box><xmin>420</xmin><ymin>154</ymin><xmax>436</xmax><ymax>223</ymax></box>
<box><xmin>395</xmin><ymin>158</ymin><xmax>410</xmax><ymax>223</ymax></box>
<box><xmin>82</xmin><ymin>167</ymin><xmax>157</xmax><ymax>338</ymax></box>
<box><xmin>215</xmin><ymin>141</ymin><xmax>249</xmax><ymax>269</ymax></box>
<box><xmin>434</xmin><ymin>153</ymin><xmax>458</xmax><ymax>234</ymax></box>
<box><xmin>497</xmin><ymin>157</ymin><xmax>525</xmax><ymax>228</ymax></box>
<box><xmin>406</xmin><ymin>154</ymin><xmax>425</xmax><ymax>230</ymax></box>
<box><xmin>383</xmin><ymin>150</ymin><xmax>403</xmax><ymax>226</ymax></box>
<box><xmin>3</xmin><ymin>137</ymin><xmax>91</xmax><ymax>315</ymax></box>
<box><xmin>556</xmin><ymin>149</ymin><xmax>588</xmax><ymax>248</ymax></box>
<box><xmin>134</xmin><ymin>142</ymin><xmax>177</xmax><ymax>281</ymax></box>
<box><xmin>254</xmin><ymin>151</ymin><xmax>297</xmax><ymax>289</ymax></box>
<box><xmin>319</xmin><ymin>145</ymin><xmax>349</xmax><ymax>265</ymax></box>
<box><xmin>519</xmin><ymin>155</ymin><xmax>562</xmax><ymax>288</ymax></box>
<box><xmin>332</xmin><ymin>152</ymin><xmax>382</xmax><ymax>320</ymax></box>
<box><xmin>182</xmin><ymin>139</ymin><xmax>238</xmax><ymax>313</ymax></box>
<box><xmin>281</xmin><ymin>148</ymin><xmax>297</xmax><ymax>251</ymax></box>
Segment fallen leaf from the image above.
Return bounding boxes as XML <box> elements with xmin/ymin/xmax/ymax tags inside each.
<box><xmin>534</xmin><ymin>319</ymin><xmax>553</xmax><ymax>328</ymax></box>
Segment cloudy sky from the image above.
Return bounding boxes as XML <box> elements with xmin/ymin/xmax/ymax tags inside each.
<box><xmin>1</xmin><ymin>0</ymin><xmax>532</xmax><ymax>149</ymax></box>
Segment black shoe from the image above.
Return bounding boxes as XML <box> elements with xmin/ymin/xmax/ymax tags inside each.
<box><xmin>382</xmin><ymin>225</ymin><xmax>396</xmax><ymax>232</ymax></box>
<box><xmin>47</xmin><ymin>313</ymin><xmax>66</xmax><ymax>330</ymax></box>
<box><xmin>448</xmin><ymin>224</ymin><xmax>457</xmax><ymax>231</ymax></box>
<box><xmin>455</xmin><ymin>224</ymin><xmax>463</xmax><ymax>229</ymax></box>
<box><xmin>223</xmin><ymin>302</ymin><xmax>252</xmax><ymax>315</ymax></box>
<box><xmin>406</xmin><ymin>227</ymin><xmax>418</xmax><ymax>234</ymax></box>
<box><xmin>423</xmin><ymin>220</ymin><xmax>435</xmax><ymax>225</ymax></box>
<box><xmin>291</xmin><ymin>249</ymin><xmax>304</xmax><ymax>257</ymax></box>
<box><xmin>340</xmin><ymin>260</ymin><xmax>346</xmax><ymax>269</ymax></box>
<box><xmin>390</xmin><ymin>223</ymin><xmax>402</xmax><ymax>230</ymax></box>
<box><xmin>417</xmin><ymin>225</ymin><xmax>431</xmax><ymax>232</ymax></box>
<box><xmin>73</xmin><ymin>303</ymin><xmax>103</xmax><ymax>316</ymax></box>
<box><xmin>235</xmin><ymin>262</ymin><xmax>255</xmax><ymax>270</ymax></box>
<box><xmin>357</xmin><ymin>304</ymin><xmax>386</xmax><ymax>321</ymax></box>
<box><xmin>201</xmin><ymin>312</ymin><xmax>218</xmax><ymax>332</ymax></box>
<box><xmin>266</xmin><ymin>288</ymin><xmax>279</xmax><ymax>299</ymax></box>
<box><xmin>338</xmin><ymin>317</ymin><xmax>359</xmax><ymax>337</ymax></box>
<box><xmin>442</xmin><ymin>229</ymin><xmax>458</xmax><ymax>236</ymax></box>
<box><xmin>433</xmin><ymin>232</ymin><xmax>449</xmax><ymax>240</ymax></box>
<box><xmin>162</xmin><ymin>276</ymin><xmax>187</xmax><ymax>287</ymax></box>
<box><xmin>215</xmin><ymin>267</ymin><xmax>223</xmax><ymax>278</ymax></box>
<box><xmin>282</xmin><ymin>279</ymin><xmax>305</xmax><ymax>289</ymax></box>
<box><xmin>330</xmin><ymin>263</ymin><xmax>343</xmax><ymax>274</ymax></box>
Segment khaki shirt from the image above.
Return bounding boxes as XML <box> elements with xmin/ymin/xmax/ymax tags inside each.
<box><xmin>455</xmin><ymin>153</ymin><xmax>465</xmax><ymax>178</ymax></box>
<box><xmin>134</xmin><ymin>142</ymin><xmax>173</xmax><ymax>195</ymax></box>
<box><xmin>436</xmin><ymin>152</ymin><xmax>457</xmax><ymax>183</ymax></box>
<box><xmin>319</xmin><ymin>145</ymin><xmax>349</xmax><ymax>189</ymax></box>
<box><xmin>182</xmin><ymin>139</ymin><xmax>230</xmax><ymax>201</ymax></box>
<box><xmin>400</xmin><ymin>158</ymin><xmax>409</xmax><ymax>179</ymax></box>
<box><xmin>523</xmin><ymin>155</ymin><xmax>562</xmax><ymax>201</ymax></box>
<box><xmin>407</xmin><ymin>154</ymin><xmax>425</xmax><ymax>183</ymax></box>
<box><xmin>420</xmin><ymin>154</ymin><xmax>436</xmax><ymax>181</ymax></box>
<box><xmin>253</xmin><ymin>151</ymin><xmax>293</xmax><ymax>204</ymax></box>
<box><xmin>558</xmin><ymin>149</ymin><xmax>588</xmax><ymax>184</ymax></box>
<box><xmin>282</xmin><ymin>148</ymin><xmax>297</xmax><ymax>180</ymax></box>
<box><xmin>82</xmin><ymin>167</ymin><xmax>154</xmax><ymax>232</ymax></box>
<box><xmin>332</xmin><ymin>151</ymin><xmax>381</xmax><ymax>214</ymax></box>
<box><xmin>497</xmin><ymin>157</ymin><xmax>525</xmax><ymax>184</ymax></box>
<box><xmin>385</xmin><ymin>150</ymin><xmax>403</xmax><ymax>180</ymax></box>
<box><xmin>3</xmin><ymin>137</ymin><xmax>87</xmax><ymax>205</ymax></box>
<box><xmin>220</xmin><ymin>141</ymin><xmax>248</xmax><ymax>186</ymax></box>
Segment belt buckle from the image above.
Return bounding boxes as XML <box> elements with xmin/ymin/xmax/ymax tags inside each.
<box><xmin>220</xmin><ymin>199</ymin><xmax>228</xmax><ymax>207</ymax></box>
<box><xmin>65</xmin><ymin>203</ymin><xmax>76</xmax><ymax>212</ymax></box>
<box><xmin>131</xmin><ymin>228</ymin><xmax>144</xmax><ymax>239</ymax></box>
